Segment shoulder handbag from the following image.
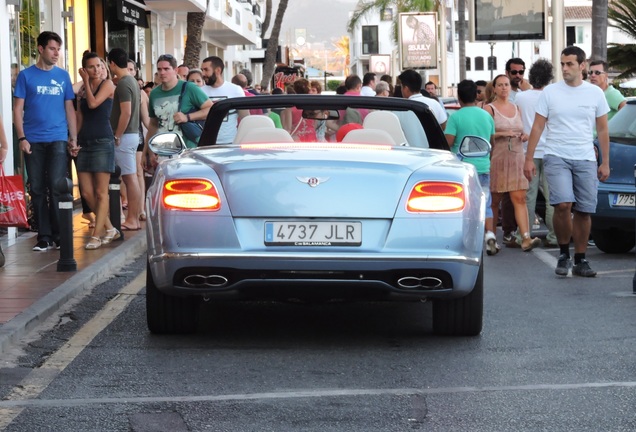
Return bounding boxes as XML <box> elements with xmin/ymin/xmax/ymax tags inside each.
<box><xmin>178</xmin><ymin>81</ymin><xmax>206</xmax><ymax>143</ymax></box>
<box><xmin>0</xmin><ymin>166</ymin><xmax>29</xmax><ymax>228</ymax></box>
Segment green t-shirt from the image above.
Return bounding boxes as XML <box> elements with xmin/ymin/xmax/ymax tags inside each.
<box><xmin>445</xmin><ymin>106</ymin><xmax>495</xmax><ymax>174</ymax></box>
<box><xmin>149</xmin><ymin>80</ymin><xmax>209</xmax><ymax>148</ymax></box>
<box><xmin>604</xmin><ymin>85</ymin><xmax>625</xmax><ymax>121</ymax></box>
<box><xmin>111</xmin><ymin>75</ymin><xmax>140</xmax><ymax>135</ymax></box>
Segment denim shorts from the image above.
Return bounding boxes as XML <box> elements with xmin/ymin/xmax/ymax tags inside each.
<box><xmin>543</xmin><ymin>154</ymin><xmax>598</xmax><ymax>213</ymax></box>
<box><xmin>478</xmin><ymin>173</ymin><xmax>493</xmax><ymax>218</ymax></box>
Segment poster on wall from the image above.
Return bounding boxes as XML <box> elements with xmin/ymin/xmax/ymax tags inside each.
<box><xmin>369</xmin><ymin>55</ymin><xmax>391</xmax><ymax>75</ymax></box>
<box><xmin>398</xmin><ymin>12</ymin><xmax>438</xmax><ymax>70</ymax></box>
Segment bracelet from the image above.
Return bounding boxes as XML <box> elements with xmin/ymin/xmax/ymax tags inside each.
<box><xmin>186</xmin><ymin>113</ymin><xmax>191</xmax><ymax>122</ymax></box>
<box><xmin>18</xmin><ymin>137</ymin><xmax>27</xmax><ymax>142</ymax></box>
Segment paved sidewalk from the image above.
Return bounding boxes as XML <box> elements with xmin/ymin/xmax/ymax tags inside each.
<box><xmin>0</xmin><ymin>212</ymin><xmax>147</xmax><ymax>354</ymax></box>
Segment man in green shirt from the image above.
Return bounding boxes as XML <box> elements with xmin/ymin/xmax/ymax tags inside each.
<box><xmin>445</xmin><ymin>80</ymin><xmax>497</xmax><ymax>255</ymax></box>
<box><xmin>589</xmin><ymin>60</ymin><xmax>626</xmax><ymax>121</ymax></box>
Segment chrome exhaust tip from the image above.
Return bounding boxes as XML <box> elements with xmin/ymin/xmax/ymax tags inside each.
<box><xmin>397</xmin><ymin>276</ymin><xmax>444</xmax><ymax>290</ymax></box>
<box><xmin>183</xmin><ymin>274</ymin><xmax>229</xmax><ymax>288</ymax></box>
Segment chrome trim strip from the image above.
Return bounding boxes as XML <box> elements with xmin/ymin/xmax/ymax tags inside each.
<box><xmin>148</xmin><ymin>252</ymin><xmax>480</xmax><ymax>266</ymax></box>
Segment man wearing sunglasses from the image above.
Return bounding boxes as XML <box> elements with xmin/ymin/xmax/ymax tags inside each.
<box><xmin>588</xmin><ymin>60</ymin><xmax>626</xmax><ymax>121</ymax></box>
<box><xmin>506</xmin><ymin>58</ymin><xmax>531</xmax><ymax>102</ymax></box>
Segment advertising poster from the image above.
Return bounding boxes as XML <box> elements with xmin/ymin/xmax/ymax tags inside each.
<box><xmin>399</xmin><ymin>12</ymin><xmax>438</xmax><ymax>70</ymax></box>
<box><xmin>369</xmin><ymin>55</ymin><xmax>391</xmax><ymax>75</ymax></box>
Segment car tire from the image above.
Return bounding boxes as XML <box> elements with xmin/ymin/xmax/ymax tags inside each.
<box><xmin>591</xmin><ymin>228</ymin><xmax>635</xmax><ymax>254</ymax></box>
<box><xmin>432</xmin><ymin>260</ymin><xmax>483</xmax><ymax>336</ymax></box>
<box><xmin>146</xmin><ymin>262</ymin><xmax>199</xmax><ymax>334</ymax></box>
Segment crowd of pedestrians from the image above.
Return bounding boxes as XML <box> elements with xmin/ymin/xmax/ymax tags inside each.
<box><xmin>3</xmin><ymin>31</ymin><xmax>620</xmax><ymax>277</ymax></box>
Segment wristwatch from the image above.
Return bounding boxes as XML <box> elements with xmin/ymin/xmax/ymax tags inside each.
<box><xmin>18</xmin><ymin>137</ymin><xmax>27</xmax><ymax>142</ymax></box>
<box><xmin>186</xmin><ymin>113</ymin><xmax>191</xmax><ymax>122</ymax></box>
<box><xmin>114</xmin><ymin>136</ymin><xmax>120</xmax><ymax>143</ymax></box>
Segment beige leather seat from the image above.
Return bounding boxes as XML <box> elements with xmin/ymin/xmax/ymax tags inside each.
<box><xmin>240</xmin><ymin>127</ymin><xmax>294</xmax><ymax>144</ymax></box>
<box><xmin>363</xmin><ymin>111</ymin><xmax>408</xmax><ymax>146</ymax></box>
<box><xmin>233</xmin><ymin>115</ymin><xmax>276</xmax><ymax>144</ymax></box>
<box><xmin>340</xmin><ymin>128</ymin><xmax>396</xmax><ymax>146</ymax></box>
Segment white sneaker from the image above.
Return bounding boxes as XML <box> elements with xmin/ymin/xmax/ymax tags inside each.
<box><xmin>484</xmin><ymin>231</ymin><xmax>499</xmax><ymax>256</ymax></box>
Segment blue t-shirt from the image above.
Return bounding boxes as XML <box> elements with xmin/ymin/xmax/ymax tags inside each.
<box><xmin>14</xmin><ymin>65</ymin><xmax>75</xmax><ymax>142</ymax></box>
<box><xmin>445</xmin><ymin>106</ymin><xmax>495</xmax><ymax>174</ymax></box>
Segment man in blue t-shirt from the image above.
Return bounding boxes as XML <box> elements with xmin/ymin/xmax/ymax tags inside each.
<box><xmin>445</xmin><ymin>79</ymin><xmax>497</xmax><ymax>255</ymax></box>
<box><xmin>13</xmin><ymin>31</ymin><xmax>77</xmax><ymax>252</ymax></box>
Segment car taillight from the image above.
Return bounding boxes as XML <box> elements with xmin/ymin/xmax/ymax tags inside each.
<box><xmin>162</xmin><ymin>179</ymin><xmax>221</xmax><ymax>211</ymax></box>
<box><xmin>406</xmin><ymin>182</ymin><xmax>465</xmax><ymax>212</ymax></box>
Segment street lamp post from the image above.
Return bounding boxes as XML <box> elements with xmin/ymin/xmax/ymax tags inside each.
<box><xmin>489</xmin><ymin>42</ymin><xmax>496</xmax><ymax>80</ymax></box>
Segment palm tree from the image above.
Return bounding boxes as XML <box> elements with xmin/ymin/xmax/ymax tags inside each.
<box><xmin>607</xmin><ymin>0</ymin><xmax>636</xmax><ymax>77</ymax></box>
<box><xmin>260</xmin><ymin>0</ymin><xmax>289</xmax><ymax>91</ymax></box>
<box><xmin>591</xmin><ymin>0</ymin><xmax>608</xmax><ymax>60</ymax></box>
<box><xmin>333</xmin><ymin>36</ymin><xmax>350</xmax><ymax>75</ymax></box>
<box><xmin>183</xmin><ymin>11</ymin><xmax>207</xmax><ymax>69</ymax></box>
<box><xmin>457</xmin><ymin>0</ymin><xmax>466</xmax><ymax>80</ymax></box>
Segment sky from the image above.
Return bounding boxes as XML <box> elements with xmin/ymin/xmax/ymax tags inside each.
<box><xmin>277</xmin><ymin>0</ymin><xmax>359</xmax><ymax>45</ymax></box>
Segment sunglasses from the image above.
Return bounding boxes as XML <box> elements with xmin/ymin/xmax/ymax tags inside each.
<box><xmin>589</xmin><ymin>70</ymin><xmax>605</xmax><ymax>76</ymax></box>
<box><xmin>508</xmin><ymin>70</ymin><xmax>525</xmax><ymax>75</ymax></box>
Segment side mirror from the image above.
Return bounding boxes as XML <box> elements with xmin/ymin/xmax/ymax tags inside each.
<box><xmin>148</xmin><ymin>132</ymin><xmax>186</xmax><ymax>157</ymax></box>
<box><xmin>457</xmin><ymin>135</ymin><xmax>491</xmax><ymax>159</ymax></box>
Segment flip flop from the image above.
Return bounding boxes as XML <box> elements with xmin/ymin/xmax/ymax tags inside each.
<box><xmin>121</xmin><ymin>224</ymin><xmax>141</xmax><ymax>231</ymax></box>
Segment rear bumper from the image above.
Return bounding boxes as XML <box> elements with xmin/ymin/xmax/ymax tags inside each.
<box><xmin>592</xmin><ymin>188</ymin><xmax>636</xmax><ymax>232</ymax></box>
<box><xmin>148</xmin><ymin>252</ymin><xmax>481</xmax><ymax>301</ymax></box>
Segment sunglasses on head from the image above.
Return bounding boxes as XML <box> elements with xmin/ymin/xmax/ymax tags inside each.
<box><xmin>509</xmin><ymin>70</ymin><xmax>525</xmax><ymax>75</ymax></box>
<box><xmin>589</xmin><ymin>70</ymin><xmax>605</xmax><ymax>76</ymax></box>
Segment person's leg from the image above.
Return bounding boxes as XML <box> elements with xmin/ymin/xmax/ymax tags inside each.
<box><xmin>511</xmin><ymin>189</ymin><xmax>541</xmax><ymax>251</ymax></box>
<box><xmin>570</xmin><ymin>160</ymin><xmax>599</xmax><ymax>277</ymax></box>
<box><xmin>538</xmin><ymin>160</ymin><xmax>557</xmax><ymax>246</ymax></box>
<box><xmin>117</xmin><ymin>134</ymin><xmax>141</xmax><ymax>229</ymax></box>
<box><xmin>544</xmin><ymin>155</ymin><xmax>575</xmax><ymax>275</ymax></box>
<box><xmin>501</xmin><ymin>192</ymin><xmax>517</xmax><ymax>240</ymax></box>
<box><xmin>480</xmin><ymin>174</ymin><xmax>499</xmax><ymax>255</ymax></box>
<box><xmin>136</xmin><ymin>150</ymin><xmax>146</xmax><ymax>220</ymax></box>
<box><xmin>491</xmin><ymin>192</ymin><xmax>502</xmax><ymax>238</ymax></box>
<box><xmin>46</xmin><ymin>140</ymin><xmax>70</xmax><ymax>245</ymax></box>
<box><xmin>93</xmin><ymin>172</ymin><xmax>113</xmax><ymax>237</ymax></box>
<box><xmin>24</xmin><ymin>143</ymin><xmax>51</xmax><ymax>244</ymax></box>
<box><xmin>525</xmin><ymin>159</ymin><xmax>541</xmax><ymax>235</ymax></box>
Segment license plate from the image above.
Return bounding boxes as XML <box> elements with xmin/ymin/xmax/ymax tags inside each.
<box><xmin>265</xmin><ymin>221</ymin><xmax>362</xmax><ymax>246</ymax></box>
<box><xmin>612</xmin><ymin>193</ymin><xmax>635</xmax><ymax>207</ymax></box>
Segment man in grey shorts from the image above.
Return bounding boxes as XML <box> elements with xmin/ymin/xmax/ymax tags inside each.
<box><xmin>524</xmin><ymin>46</ymin><xmax>610</xmax><ymax>277</ymax></box>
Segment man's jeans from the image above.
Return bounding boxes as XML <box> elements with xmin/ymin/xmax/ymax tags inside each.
<box><xmin>24</xmin><ymin>141</ymin><xmax>69</xmax><ymax>243</ymax></box>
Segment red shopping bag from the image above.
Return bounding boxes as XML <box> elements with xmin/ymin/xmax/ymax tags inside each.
<box><xmin>0</xmin><ymin>166</ymin><xmax>29</xmax><ymax>228</ymax></box>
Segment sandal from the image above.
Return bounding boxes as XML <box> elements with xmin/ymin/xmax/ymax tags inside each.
<box><xmin>102</xmin><ymin>228</ymin><xmax>121</xmax><ymax>245</ymax></box>
<box><xmin>521</xmin><ymin>233</ymin><xmax>542</xmax><ymax>252</ymax></box>
<box><xmin>85</xmin><ymin>236</ymin><xmax>102</xmax><ymax>250</ymax></box>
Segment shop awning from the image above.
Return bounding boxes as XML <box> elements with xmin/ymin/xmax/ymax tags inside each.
<box><xmin>116</xmin><ymin>0</ymin><xmax>149</xmax><ymax>28</ymax></box>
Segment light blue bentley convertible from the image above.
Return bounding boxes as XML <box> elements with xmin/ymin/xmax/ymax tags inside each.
<box><xmin>145</xmin><ymin>95</ymin><xmax>488</xmax><ymax>336</ymax></box>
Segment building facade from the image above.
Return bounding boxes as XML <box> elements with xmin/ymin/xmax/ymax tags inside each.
<box><xmin>0</xmin><ymin>0</ymin><xmax>265</xmax><ymax>194</ymax></box>
<box><xmin>348</xmin><ymin>0</ymin><xmax>634</xmax><ymax>96</ymax></box>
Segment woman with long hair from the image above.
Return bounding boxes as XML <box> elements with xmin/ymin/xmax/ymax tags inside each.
<box><xmin>75</xmin><ymin>53</ymin><xmax>120</xmax><ymax>249</ymax></box>
<box><xmin>484</xmin><ymin>74</ymin><xmax>541</xmax><ymax>252</ymax></box>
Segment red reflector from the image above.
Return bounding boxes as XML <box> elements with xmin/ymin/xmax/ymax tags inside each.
<box><xmin>163</xmin><ymin>179</ymin><xmax>221</xmax><ymax>210</ymax></box>
<box><xmin>406</xmin><ymin>182</ymin><xmax>465</xmax><ymax>212</ymax></box>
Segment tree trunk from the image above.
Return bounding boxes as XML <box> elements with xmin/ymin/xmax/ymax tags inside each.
<box><xmin>260</xmin><ymin>0</ymin><xmax>289</xmax><ymax>91</ymax></box>
<box><xmin>457</xmin><ymin>0</ymin><xmax>466</xmax><ymax>81</ymax></box>
<box><xmin>261</xmin><ymin>0</ymin><xmax>272</xmax><ymax>39</ymax></box>
<box><xmin>184</xmin><ymin>12</ymin><xmax>206</xmax><ymax>69</ymax></box>
<box><xmin>591</xmin><ymin>0</ymin><xmax>608</xmax><ymax>61</ymax></box>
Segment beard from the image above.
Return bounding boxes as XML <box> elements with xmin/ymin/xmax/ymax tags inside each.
<box><xmin>207</xmin><ymin>74</ymin><xmax>217</xmax><ymax>87</ymax></box>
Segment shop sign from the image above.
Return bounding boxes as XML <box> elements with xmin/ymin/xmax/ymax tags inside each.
<box><xmin>117</xmin><ymin>0</ymin><xmax>149</xmax><ymax>28</ymax></box>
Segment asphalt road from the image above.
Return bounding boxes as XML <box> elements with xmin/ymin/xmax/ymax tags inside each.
<box><xmin>1</xmin><ymin>246</ymin><xmax>635</xmax><ymax>431</ymax></box>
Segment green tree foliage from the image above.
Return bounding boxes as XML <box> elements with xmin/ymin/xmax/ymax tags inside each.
<box><xmin>20</xmin><ymin>1</ymin><xmax>39</xmax><ymax>65</ymax></box>
<box><xmin>608</xmin><ymin>0</ymin><xmax>636</xmax><ymax>78</ymax></box>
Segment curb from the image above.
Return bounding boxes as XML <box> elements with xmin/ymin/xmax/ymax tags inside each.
<box><xmin>0</xmin><ymin>234</ymin><xmax>147</xmax><ymax>355</ymax></box>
